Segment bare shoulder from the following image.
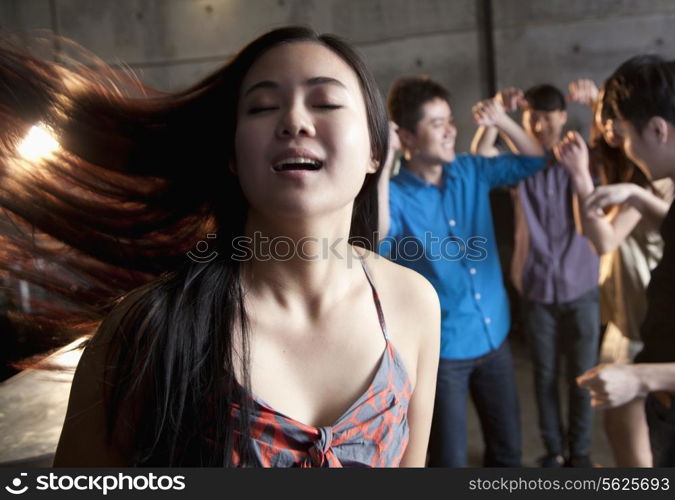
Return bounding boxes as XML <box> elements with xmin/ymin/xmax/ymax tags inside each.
<box><xmin>54</xmin><ymin>291</ymin><xmax>147</xmax><ymax>466</ymax></box>
<box><xmin>358</xmin><ymin>249</ymin><xmax>439</xmax><ymax>314</ymax></box>
<box><xmin>54</xmin><ymin>330</ymin><xmax>122</xmax><ymax>465</ymax></box>
<box><xmin>354</xmin><ymin>247</ymin><xmax>440</xmax><ymax>383</ymax></box>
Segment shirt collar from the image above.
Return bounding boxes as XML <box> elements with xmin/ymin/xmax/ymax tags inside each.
<box><xmin>397</xmin><ymin>159</ymin><xmax>456</xmax><ymax>189</ymax></box>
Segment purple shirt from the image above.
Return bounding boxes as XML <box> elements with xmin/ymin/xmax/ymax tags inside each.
<box><xmin>511</xmin><ymin>162</ymin><xmax>599</xmax><ymax>304</ymax></box>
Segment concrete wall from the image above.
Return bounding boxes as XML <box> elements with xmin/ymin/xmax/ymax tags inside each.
<box><xmin>2</xmin><ymin>0</ymin><xmax>675</xmax><ymax>149</ymax></box>
<box><xmin>493</xmin><ymin>0</ymin><xmax>675</xmax><ymax>136</ymax></box>
<box><xmin>0</xmin><ymin>0</ymin><xmax>484</xmax><ymax>149</ymax></box>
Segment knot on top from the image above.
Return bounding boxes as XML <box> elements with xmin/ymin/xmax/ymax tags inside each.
<box><xmin>303</xmin><ymin>427</ymin><xmax>341</xmax><ymax>467</ymax></box>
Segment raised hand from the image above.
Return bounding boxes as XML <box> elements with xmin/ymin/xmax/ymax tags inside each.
<box><xmin>472</xmin><ymin>98</ymin><xmax>506</xmax><ymax>127</ymax></box>
<box><xmin>553</xmin><ymin>130</ymin><xmax>589</xmax><ymax>177</ymax></box>
<box><xmin>567</xmin><ymin>79</ymin><xmax>599</xmax><ymax>108</ymax></box>
<box><xmin>495</xmin><ymin>87</ymin><xmax>525</xmax><ymax>112</ymax></box>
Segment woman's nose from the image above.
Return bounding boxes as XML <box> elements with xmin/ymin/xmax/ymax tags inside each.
<box><xmin>276</xmin><ymin>105</ymin><xmax>316</xmax><ymax>138</ymax></box>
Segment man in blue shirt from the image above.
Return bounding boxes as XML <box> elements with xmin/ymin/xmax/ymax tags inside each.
<box><xmin>378</xmin><ymin>76</ymin><xmax>546</xmax><ymax>467</ymax></box>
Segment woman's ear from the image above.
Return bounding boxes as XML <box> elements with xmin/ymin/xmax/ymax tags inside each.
<box><xmin>367</xmin><ymin>156</ymin><xmax>379</xmax><ymax>174</ymax></box>
<box><xmin>648</xmin><ymin>116</ymin><xmax>670</xmax><ymax>145</ymax></box>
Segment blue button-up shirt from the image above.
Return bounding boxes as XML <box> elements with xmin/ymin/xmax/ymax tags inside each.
<box><xmin>380</xmin><ymin>153</ymin><xmax>547</xmax><ymax>360</ymax></box>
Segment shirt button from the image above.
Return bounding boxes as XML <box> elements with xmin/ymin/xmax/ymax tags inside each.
<box><xmin>469</xmin><ymin>268</ymin><xmax>477</xmax><ymax>275</ymax></box>
<box><xmin>448</xmin><ymin>219</ymin><xmax>456</xmax><ymax>227</ymax></box>
<box><xmin>475</xmin><ymin>293</ymin><xmax>481</xmax><ymax>300</ymax></box>
<box><xmin>484</xmin><ymin>317</ymin><xmax>491</xmax><ymax>325</ymax></box>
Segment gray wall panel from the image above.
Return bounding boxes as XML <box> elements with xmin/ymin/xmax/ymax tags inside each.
<box><xmin>362</xmin><ymin>30</ymin><xmax>482</xmax><ymax>151</ymax></box>
<box><xmin>7</xmin><ymin>0</ymin><xmax>675</xmax><ymax>149</ymax></box>
<box><xmin>494</xmin><ymin>0</ymin><xmax>675</xmax><ymax>28</ymax></box>
<box><xmin>494</xmin><ymin>13</ymin><xmax>675</xmax><ymax>136</ymax></box>
<box><xmin>0</xmin><ymin>0</ymin><xmax>51</xmax><ymax>32</ymax></box>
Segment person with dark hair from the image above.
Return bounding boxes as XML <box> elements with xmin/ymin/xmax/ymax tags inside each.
<box><xmin>561</xmin><ymin>76</ymin><xmax>672</xmax><ymax>467</ymax></box>
<box><xmin>525</xmin><ymin>84</ymin><xmax>566</xmax><ymax>111</ymax></box>
<box><xmin>379</xmin><ymin>75</ymin><xmax>546</xmax><ymax>467</ymax></box>
<box><xmin>0</xmin><ymin>26</ymin><xmax>441</xmax><ymax>467</ymax></box>
<box><xmin>473</xmin><ymin>83</ymin><xmax>600</xmax><ymax>467</ymax></box>
<box><xmin>577</xmin><ymin>55</ymin><xmax>675</xmax><ymax>467</ymax></box>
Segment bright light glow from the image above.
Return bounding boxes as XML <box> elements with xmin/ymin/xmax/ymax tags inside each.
<box><xmin>17</xmin><ymin>124</ymin><xmax>60</xmax><ymax>161</ymax></box>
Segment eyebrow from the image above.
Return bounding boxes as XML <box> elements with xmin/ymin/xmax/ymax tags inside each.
<box><xmin>243</xmin><ymin>76</ymin><xmax>347</xmax><ymax>97</ymax></box>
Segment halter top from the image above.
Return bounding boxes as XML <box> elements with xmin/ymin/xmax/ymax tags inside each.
<box><xmin>230</xmin><ymin>254</ymin><xmax>412</xmax><ymax>467</ymax></box>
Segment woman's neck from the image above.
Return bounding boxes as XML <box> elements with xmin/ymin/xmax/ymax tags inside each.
<box><xmin>241</xmin><ymin>210</ymin><xmax>364</xmax><ymax>317</ymax></box>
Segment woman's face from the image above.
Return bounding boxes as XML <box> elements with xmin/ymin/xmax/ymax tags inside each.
<box><xmin>594</xmin><ymin>93</ymin><xmax>621</xmax><ymax>148</ymax></box>
<box><xmin>234</xmin><ymin>41</ymin><xmax>376</xmax><ymax>221</ymax></box>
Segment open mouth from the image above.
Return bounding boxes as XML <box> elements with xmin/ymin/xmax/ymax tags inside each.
<box><xmin>272</xmin><ymin>157</ymin><xmax>323</xmax><ymax>172</ymax></box>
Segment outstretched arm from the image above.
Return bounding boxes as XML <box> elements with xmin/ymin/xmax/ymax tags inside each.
<box><xmin>578</xmin><ymin>363</ymin><xmax>675</xmax><ymax>409</ymax></box>
<box><xmin>471</xmin><ymin>125</ymin><xmax>500</xmax><ymax>157</ymax></box>
<box><xmin>585</xmin><ymin>183</ymin><xmax>671</xmax><ymax>228</ymax></box>
<box><xmin>472</xmin><ymin>95</ymin><xmax>544</xmax><ymax>157</ymax></box>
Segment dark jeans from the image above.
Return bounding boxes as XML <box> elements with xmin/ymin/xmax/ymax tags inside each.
<box><xmin>522</xmin><ymin>287</ymin><xmax>600</xmax><ymax>458</ymax></box>
<box><xmin>428</xmin><ymin>338</ymin><xmax>521</xmax><ymax>467</ymax></box>
<box><xmin>646</xmin><ymin>393</ymin><xmax>675</xmax><ymax>467</ymax></box>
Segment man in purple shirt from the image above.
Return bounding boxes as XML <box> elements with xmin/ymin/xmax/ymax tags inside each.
<box><xmin>473</xmin><ymin>84</ymin><xmax>600</xmax><ymax>467</ymax></box>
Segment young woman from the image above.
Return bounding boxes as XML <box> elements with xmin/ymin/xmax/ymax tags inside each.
<box><xmin>0</xmin><ymin>27</ymin><xmax>440</xmax><ymax>467</ymax></box>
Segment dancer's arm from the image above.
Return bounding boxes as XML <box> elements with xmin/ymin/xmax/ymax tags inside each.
<box><xmin>585</xmin><ymin>183</ymin><xmax>671</xmax><ymax>229</ymax></box>
<box><xmin>472</xmin><ymin>96</ymin><xmax>543</xmax><ymax>157</ymax></box>
<box><xmin>378</xmin><ymin>122</ymin><xmax>400</xmax><ymax>241</ymax></box>
<box><xmin>471</xmin><ymin>125</ymin><xmax>500</xmax><ymax>157</ymax></box>
<box><xmin>54</xmin><ymin>329</ymin><xmax>135</xmax><ymax>466</ymax></box>
<box><xmin>399</xmin><ymin>275</ymin><xmax>441</xmax><ymax>467</ymax></box>
<box><xmin>554</xmin><ymin>131</ymin><xmax>668</xmax><ymax>254</ymax></box>
<box><xmin>578</xmin><ymin>363</ymin><xmax>675</xmax><ymax>409</ymax></box>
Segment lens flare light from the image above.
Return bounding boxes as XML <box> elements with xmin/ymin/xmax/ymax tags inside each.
<box><xmin>17</xmin><ymin>124</ymin><xmax>60</xmax><ymax>161</ymax></box>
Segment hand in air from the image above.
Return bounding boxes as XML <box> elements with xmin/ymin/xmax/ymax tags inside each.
<box><xmin>553</xmin><ymin>130</ymin><xmax>589</xmax><ymax>177</ymax></box>
<box><xmin>495</xmin><ymin>87</ymin><xmax>525</xmax><ymax>112</ymax></box>
<box><xmin>472</xmin><ymin>98</ymin><xmax>506</xmax><ymax>127</ymax></box>
<box><xmin>567</xmin><ymin>79</ymin><xmax>599</xmax><ymax>108</ymax></box>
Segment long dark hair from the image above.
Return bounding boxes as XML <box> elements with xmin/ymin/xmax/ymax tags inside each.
<box><xmin>0</xmin><ymin>26</ymin><xmax>388</xmax><ymax>465</ymax></box>
<box><xmin>589</xmin><ymin>82</ymin><xmax>653</xmax><ymax>191</ymax></box>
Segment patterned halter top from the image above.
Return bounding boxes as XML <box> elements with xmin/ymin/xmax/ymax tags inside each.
<box><xmin>230</xmin><ymin>254</ymin><xmax>413</xmax><ymax>467</ymax></box>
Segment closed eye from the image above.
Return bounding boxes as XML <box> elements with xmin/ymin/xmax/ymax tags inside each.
<box><xmin>248</xmin><ymin>106</ymin><xmax>279</xmax><ymax>114</ymax></box>
<box><xmin>314</xmin><ymin>104</ymin><xmax>343</xmax><ymax>110</ymax></box>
